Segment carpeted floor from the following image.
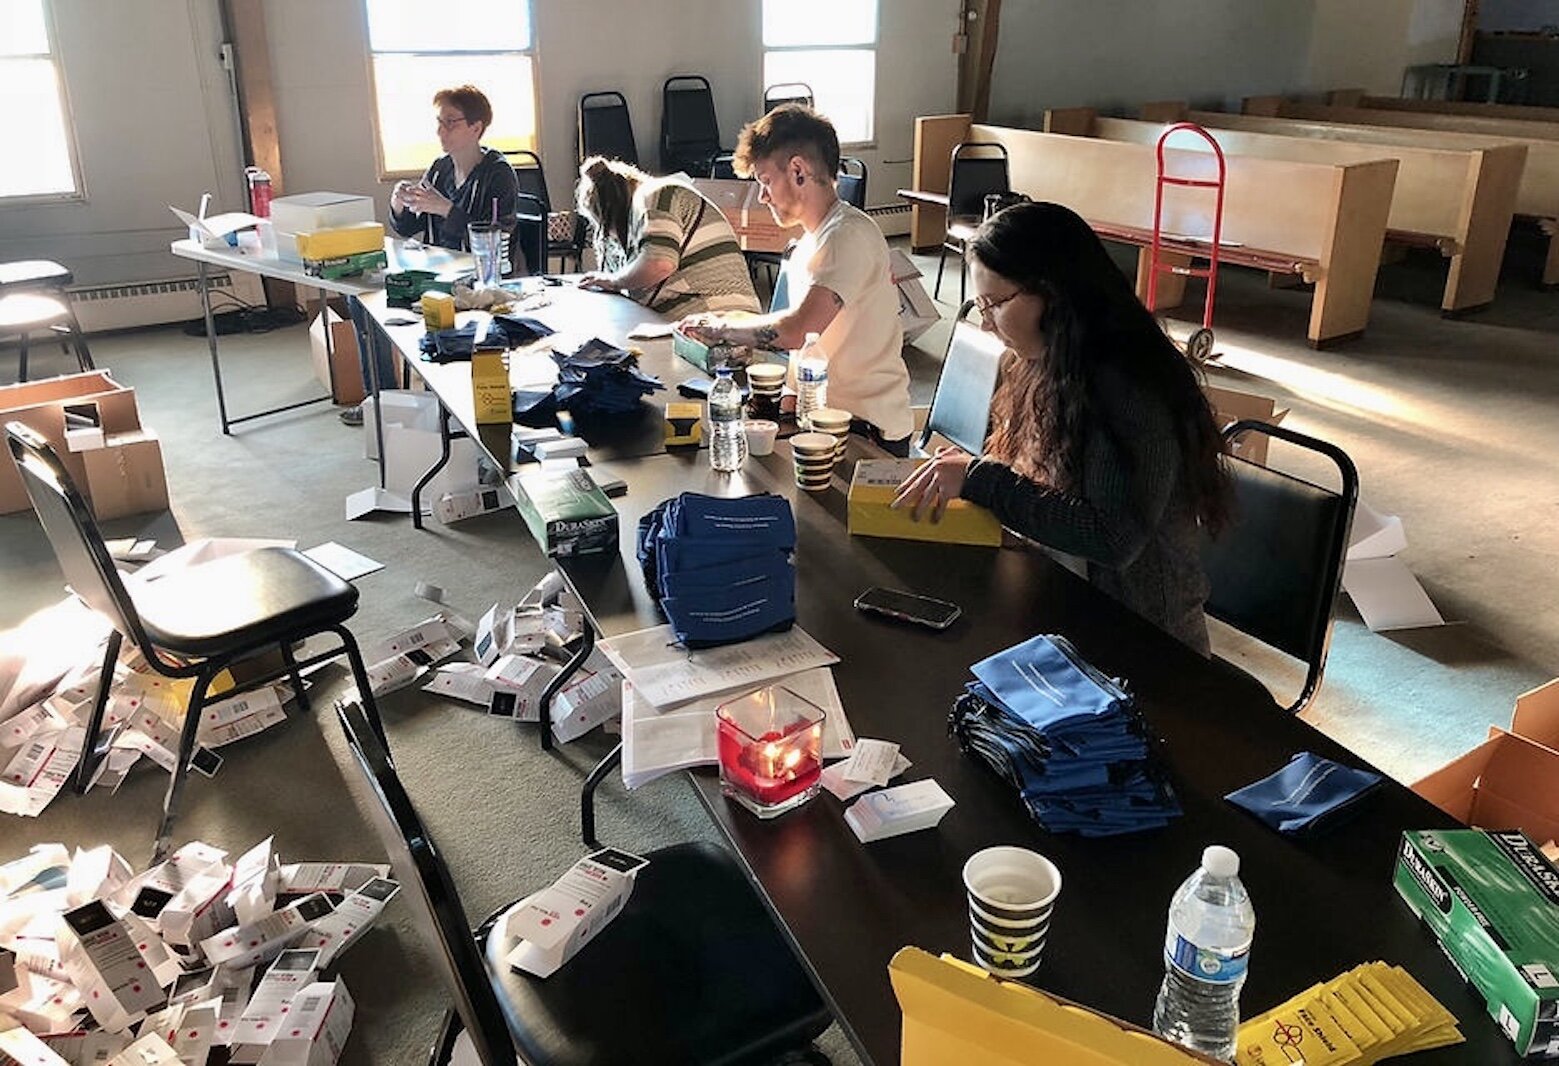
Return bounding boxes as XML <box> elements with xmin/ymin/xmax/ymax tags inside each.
<box><xmin>1</xmin><ymin>232</ymin><xmax>1554</xmax><ymax>1063</ymax></box>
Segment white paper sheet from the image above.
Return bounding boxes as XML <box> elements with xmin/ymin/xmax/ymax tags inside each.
<box><xmin>1342</xmin><ymin>557</ymin><xmax>1447</xmax><ymax>631</ymax></box>
<box><xmin>302</xmin><ymin>542</ymin><xmax>384</xmax><ymax>582</ymax></box>
<box><xmin>598</xmin><ymin>625</ymin><xmax>839</xmax><ymax>709</ymax></box>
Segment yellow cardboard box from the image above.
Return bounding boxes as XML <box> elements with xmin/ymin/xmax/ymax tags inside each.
<box><xmin>421</xmin><ymin>292</ymin><xmax>456</xmax><ymax>331</ymax></box>
<box><xmin>293</xmin><ymin>222</ymin><xmax>385</xmax><ymax>261</ymax></box>
<box><xmin>848</xmin><ymin>458</ymin><xmax>1002</xmax><ymax>547</ymax></box>
<box><xmin>665</xmin><ymin>402</ymin><xmax>703</xmax><ymax>446</ymax></box>
<box><xmin>471</xmin><ymin>353</ymin><xmax>511</xmax><ymax>425</ymax></box>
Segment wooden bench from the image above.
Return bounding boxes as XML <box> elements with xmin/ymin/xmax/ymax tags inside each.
<box><xmin>1327</xmin><ymin>91</ymin><xmax>1559</xmax><ymax>128</ymax></box>
<box><xmin>1176</xmin><ymin>99</ymin><xmax>1559</xmax><ymax>287</ymax></box>
<box><xmin>1074</xmin><ymin>107</ymin><xmax>1527</xmax><ymax>314</ymax></box>
<box><xmin>908</xmin><ymin>114</ymin><xmax>1397</xmax><ymax>348</ymax></box>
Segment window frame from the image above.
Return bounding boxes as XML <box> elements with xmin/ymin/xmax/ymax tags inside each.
<box><xmin>760</xmin><ymin>0</ymin><xmax>880</xmax><ymax>149</ymax></box>
<box><xmin>0</xmin><ymin>0</ymin><xmax>87</xmax><ymax>206</ymax></box>
<box><xmin>361</xmin><ymin>1</ymin><xmax>541</xmax><ymax>183</ymax></box>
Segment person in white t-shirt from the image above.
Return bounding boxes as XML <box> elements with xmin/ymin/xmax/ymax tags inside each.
<box><xmin>677</xmin><ymin>105</ymin><xmax>913</xmax><ymax>454</ymax></box>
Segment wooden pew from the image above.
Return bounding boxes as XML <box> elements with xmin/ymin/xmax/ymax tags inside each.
<box><xmin>909</xmin><ymin>114</ymin><xmax>1397</xmax><ymax>348</ymax></box>
<box><xmin>1164</xmin><ymin>99</ymin><xmax>1559</xmax><ymax>287</ymax></box>
<box><xmin>1059</xmin><ymin>107</ymin><xmax>1526</xmax><ymax>315</ymax></box>
<box><xmin>1326</xmin><ymin>90</ymin><xmax>1559</xmax><ymax>128</ymax></box>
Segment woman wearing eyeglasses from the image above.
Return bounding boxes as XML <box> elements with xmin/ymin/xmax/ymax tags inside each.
<box><xmin>892</xmin><ymin>201</ymin><xmax>1231</xmax><ymax>654</ymax></box>
<box><xmin>388</xmin><ymin>84</ymin><xmax>520</xmax><ymax>259</ymax></box>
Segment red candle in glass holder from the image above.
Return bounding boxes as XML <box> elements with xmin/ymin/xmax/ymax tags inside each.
<box><xmin>716</xmin><ymin>685</ymin><xmax>825</xmax><ymax>818</ymax></box>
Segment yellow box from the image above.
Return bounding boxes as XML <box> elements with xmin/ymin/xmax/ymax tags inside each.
<box><xmin>471</xmin><ymin>352</ymin><xmax>510</xmax><ymax>425</ymax></box>
<box><xmin>665</xmin><ymin>401</ymin><xmax>704</xmax><ymax>446</ymax></box>
<box><xmin>848</xmin><ymin>458</ymin><xmax>1002</xmax><ymax>547</ymax></box>
<box><xmin>421</xmin><ymin>291</ymin><xmax>456</xmax><ymax>331</ymax></box>
<box><xmin>293</xmin><ymin>222</ymin><xmax>385</xmax><ymax>261</ymax></box>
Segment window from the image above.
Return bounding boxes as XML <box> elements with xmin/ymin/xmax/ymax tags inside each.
<box><xmin>762</xmin><ymin>0</ymin><xmax>878</xmax><ymax>145</ymax></box>
<box><xmin>364</xmin><ymin>0</ymin><xmax>538</xmax><ymax>177</ymax></box>
<box><xmin>0</xmin><ymin>0</ymin><xmax>81</xmax><ymax>200</ymax></box>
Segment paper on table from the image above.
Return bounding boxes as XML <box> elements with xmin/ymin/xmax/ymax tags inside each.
<box><xmin>627</xmin><ymin>321</ymin><xmax>675</xmax><ymax>340</ymax></box>
<box><xmin>302</xmin><ymin>542</ymin><xmax>384</xmax><ymax>582</ymax></box>
<box><xmin>620</xmin><ymin>666</ymin><xmax>855</xmax><ymax>790</ymax></box>
<box><xmin>821</xmin><ymin>752</ymin><xmax>911</xmax><ymax>801</ymax></box>
<box><xmin>840</xmin><ymin>739</ymin><xmax>901</xmax><ymax>785</ymax></box>
<box><xmin>598</xmin><ymin>625</ymin><xmax>839</xmax><ymax>709</ymax></box>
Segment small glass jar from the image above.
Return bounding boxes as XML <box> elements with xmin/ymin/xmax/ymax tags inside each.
<box><xmin>716</xmin><ymin>685</ymin><xmax>825</xmax><ymax>818</ymax></box>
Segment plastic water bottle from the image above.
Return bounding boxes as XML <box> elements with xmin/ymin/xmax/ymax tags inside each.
<box><xmin>794</xmin><ymin>333</ymin><xmax>828</xmax><ymax>431</ymax></box>
<box><xmin>1152</xmin><ymin>845</ymin><xmax>1255</xmax><ymax>1062</ymax></box>
<box><xmin>708</xmin><ymin>366</ymin><xmax>747</xmax><ymax>472</ymax></box>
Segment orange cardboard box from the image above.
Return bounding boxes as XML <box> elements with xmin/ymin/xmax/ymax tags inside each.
<box><xmin>1205</xmin><ymin>384</ymin><xmax>1290</xmax><ymax>467</ymax></box>
<box><xmin>1412</xmin><ymin>679</ymin><xmax>1559</xmax><ymax>847</ymax></box>
<box><xmin>80</xmin><ymin>430</ymin><xmax>169</xmax><ymax>520</ymax></box>
<box><xmin>0</xmin><ymin>371</ymin><xmax>140</xmax><ymax>514</ymax></box>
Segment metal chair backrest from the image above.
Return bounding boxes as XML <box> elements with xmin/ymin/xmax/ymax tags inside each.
<box><xmin>578</xmin><ymin>91</ymin><xmax>638</xmax><ymax>166</ymax></box>
<box><xmin>837</xmin><ymin>156</ymin><xmax>868</xmax><ymax>209</ymax></box>
<box><xmin>512</xmin><ymin>193</ymin><xmax>546</xmax><ymax>278</ymax></box>
<box><xmin>335</xmin><ymin>699</ymin><xmax>519</xmax><ymax>1066</ymax></box>
<box><xmin>1201</xmin><ymin>420</ymin><xmax>1359</xmax><ymax>714</ymax></box>
<box><xmin>763</xmin><ymin>83</ymin><xmax>814</xmax><ymax>113</ymax></box>
<box><xmin>661</xmin><ymin>75</ymin><xmax>722</xmax><ymax>174</ymax></box>
<box><xmin>916</xmin><ymin>303</ymin><xmax>1003</xmax><ymax>456</ymax></box>
<box><xmin>503</xmin><ymin>149</ymin><xmax>551</xmax><ymax>213</ymax></box>
<box><xmin>948</xmin><ymin>143</ymin><xmax>1011</xmax><ymax>221</ymax></box>
<box><xmin>708</xmin><ymin>153</ymin><xmax>741</xmax><ymax>180</ymax></box>
<box><xmin>5</xmin><ymin>421</ymin><xmax>148</xmax><ymax>649</ymax></box>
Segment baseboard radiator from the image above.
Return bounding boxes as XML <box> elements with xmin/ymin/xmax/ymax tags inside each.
<box><xmin>68</xmin><ymin>271</ymin><xmax>267</xmax><ymax>333</ymax></box>
<box><xmin>868</xmin><ymin>201</ymin><xmax>912</xmax><ymax>239</ymax></box>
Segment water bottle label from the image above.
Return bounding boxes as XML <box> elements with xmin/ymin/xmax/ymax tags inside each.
<box><xmin>1166</xmin><ymin>936</ymin><xmax>1248</xmax><ymax>984</ymax></box>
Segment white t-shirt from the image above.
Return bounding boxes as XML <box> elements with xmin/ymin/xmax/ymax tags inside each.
<box><xmin>787</xmin><ymin>200</ymin><xmax>912</xmax><ymax>440</ymax></box>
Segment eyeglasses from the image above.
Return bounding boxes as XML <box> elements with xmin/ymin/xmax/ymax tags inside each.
<box><xmin>436</xmin><ymin>116</ymin><xmax>469</xmax><ymax>130</ymax></box>
<box><xmin>974</xmin><ymin>289</ymin><xmax>1021</xmax><ymax>316</ymax></box>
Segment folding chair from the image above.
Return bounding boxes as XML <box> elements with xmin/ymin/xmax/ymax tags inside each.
<box><xmin>708</xmin><ymin>153</ymin><xmax>741</xmax><ymax>180</ymax></box>
<box><xmin>335</xmin><ymin>700</ymin><xmax>833</xmax><ymax>1066</ymax></box>
<box><xmin>934</xmin><ymin>143</ymin><xmax>1010</xmax><ymax>304</ymax></box>
<box><xmin>837</xmin><ymin>157</ymin><xmax>868</xmax><ymax>210</ymax></box>
<box><xmin>503</xmin><ymin>149</ymin><xmax>584</xmax><ymax>273</ymax></box>
<box><xmin>915</xmin><ymin>301</ymin><xmax>1003</xmax><ymax>457</ymax></box>
<box><xmin>1</xmin><ymin>260</ymin><xmax>94</xmax><ymax>383</ymax></box>
<box><xmin>1201</xmin><ymin>420</ymin><xmax>1359</xmax><ymax>714</ymax></box>
<box><xmin>577</xmin><ymin>91</ymin><xmax>638</xmax><ymax>167</ymax></box>
<box><xmin>6</xmin><ymin>421</ymin><xmax>388</xmax><ymax>864</ymax></box>
<box><xmin>763</xmin><ymin>83</ymin><xmax>814</xmax><ymax>113</ymax></box>
<box><xmin>660</xmin><ymin>75</ymin><xmax>725</xmax><ymax>177</ymax></box>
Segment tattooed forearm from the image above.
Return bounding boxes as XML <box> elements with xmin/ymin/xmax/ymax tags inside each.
<box><xmin>752</xmin><ymin>325</ymin><xmax>780</xmax><ymax>349</ymax></box>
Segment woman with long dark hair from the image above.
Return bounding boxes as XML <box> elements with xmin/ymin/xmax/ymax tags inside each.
<box><xmin>893</xmin><ymin>201</ymin><xmax>1231</xmax><ymax>653</ymax></box>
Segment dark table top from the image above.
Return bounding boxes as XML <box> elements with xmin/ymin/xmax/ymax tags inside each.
<box><xmin>358</xmin><ymin>283</ymin><xmax>697</xmax><ymax>471</ymax></box>
<box><xmin>557</xmin><ymin>443</ymin><xmax>1512</xmax><ymax>1066</ymax></box>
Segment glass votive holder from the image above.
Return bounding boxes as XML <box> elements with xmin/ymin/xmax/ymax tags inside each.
<box><xmin>716</xmin><ymin>685</ymin><xmax>825</xmax><ymax>818</ymax></box>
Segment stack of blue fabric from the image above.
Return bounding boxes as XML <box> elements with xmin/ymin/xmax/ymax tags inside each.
<box><xmin>512</xmin><ymin>337</ymin><xmax>665</xmax><ymax>425</ymax></box>
<box><xmin>949</xmin><ymin>634</ymin><xmax>1180</xmax><ymax>837</ymax></box>
<box><xmin>636</xmin><ymin>493</ymin><xmax>796</xmax><ymax>649</ymax></box>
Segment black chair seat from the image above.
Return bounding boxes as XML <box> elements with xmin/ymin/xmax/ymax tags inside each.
<box><xmin>135</xmin><ymin>547</ymin><xmax>357</xmax><ymax>658</ymax></box>
<box><xmin>486</xmin><ymin>841</ymin><xmax>831</xmax><ymax>1066</ymax></box>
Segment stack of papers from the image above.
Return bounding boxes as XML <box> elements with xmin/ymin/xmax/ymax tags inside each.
<box><xmin>948</xmin><ymin>634</ymin><xmax>1180</xmax><ymax>837</ymax></box>
<box><xmin>1236</xmin><ymin>962</ymin><xmax>1463</xmax><ymax>1064</ymax></box>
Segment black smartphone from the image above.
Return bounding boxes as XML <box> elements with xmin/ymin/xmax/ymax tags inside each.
<box><xmin>854</xmin><ymin>587</ymin><xmax>961</xmax><ymax>630</ymax></box>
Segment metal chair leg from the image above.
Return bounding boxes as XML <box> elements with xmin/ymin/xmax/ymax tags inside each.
<box><xmin>536</xmin><ymin>618</ymin><xmax>595</xmax><ymax>751</ymax></box>
<box><xmin>153</xmin><ymin>670</ymin><xmax>217</xmax><ymax>864</ymax></box>
<box><xmin>934</xmin><ymin>246</ymin><xmax>948</xmax><ymax>301</ymax></box>
<box><xmin>75</xmin><ymin>630</ymin><xmax>123</xmax><ymax>793</ymax></box>
<box><xmin>959</xmin><ymin>257</ymin><xmax>967</xmax><ymax>306</ymax></box>
<box><xmin>65</xmin><ymin>306</ymin><xmax>94</xmax><ymax>370</ymax></box>
<box><xmin>279</xmin><ymin>640</ymin><xmax>310</xmax><ymax>714</ymax></box>
<box><xmin>582</xmin><ymin>742</ymin><xmax>624</xmax><ymax>849</ymax></box>
<box><xmin>335</xmin><ymin>626</ymin><xmax>390</xmax><ymax>752</ymax></box>
<box><xmin>17</xmin><ymin>333</ymin><xmax>28</xmax><ymax>383</ymax></box>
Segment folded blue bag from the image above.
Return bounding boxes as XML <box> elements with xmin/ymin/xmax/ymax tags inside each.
<box><xmin>971</xmin><ymin>634</ymin><xmax>1131</xmax><ymax>733</ymax></box>
<box><xmin>658</xmin><ymin>555</ymin><xmax>794</xmax><ymax>598</ymax></box>
<box><xmin>660</xmin><ymin>574</ymin><xmax>793</xmax><ymax>647</ymax></box>
<box><xmin>1225</xmin><ymin>751</ymin><xmax>1383</xmax><ymax>836</ymax></box>
<box><xmin>665</xmin><ymin>492</ymin><xmax>796</xmax><ymax>546</ymax></box>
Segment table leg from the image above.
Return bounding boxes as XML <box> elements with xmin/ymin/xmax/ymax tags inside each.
<box><xmin>199</xmin><ymin>262</ymin><xmax>233</xmax><ymax>435</ymax></box>
<box><xmin>411</xmin><ymin>405</ymin><xmax>454</xmax><ymax>531</ymax></box>
<box><xmin>364</xmin><ymin>298</ymin><xmax>388</xmax><ymax>490</ymax></box>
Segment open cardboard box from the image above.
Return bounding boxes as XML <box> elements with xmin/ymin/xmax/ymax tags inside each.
<box><xmin>1204</xmin><ymin>384</ymin><xmax>1289</xmax><ymax>466</ymax></box>
<box><xmin>309</xmin><ymin>308</ymin><xmax>373</xmax><ymax>406</ymax></box>
<box><xmin>0</xmin><ymin>371</ymin><xmax>141</xmax><ymax>514</ymax></box>
<box><xmin>1413</xmin><ymin>678</ymin><xmax>1559</xmax><ymax>847</ymax></box>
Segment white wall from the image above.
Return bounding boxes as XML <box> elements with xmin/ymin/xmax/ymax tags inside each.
<box><xmin>0</xmin><ymin>0</ymin><xmax>242</xmax><ymax>285</ymax></box>
<box><xmin>1307</xmin><ymin>0</ymin><xmax>1463</xmax><ymax>95</ymax></box>
<box><xmin>986</xmin><ymin>1</ymin><xmax>1318</xmax><ymax>125</ymax></box>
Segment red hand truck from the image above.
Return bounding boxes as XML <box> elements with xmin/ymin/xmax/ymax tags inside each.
<box><xmin>1146</xmin><ymin>122</ymin><xmax>1225</xmax><ymax>364</ymax></box>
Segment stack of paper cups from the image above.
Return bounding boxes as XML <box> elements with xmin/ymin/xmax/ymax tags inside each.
<box><xmin>791</xmin><ymin>432</ymin><xmax>839</xmax><ymax>492</ymax></box>
<box><xmin>808</xmin><ymin>407</ymin><xmax>851</xmax><ymax>462</ymax></box>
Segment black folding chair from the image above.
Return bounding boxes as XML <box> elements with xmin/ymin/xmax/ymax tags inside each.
<box><xmin>1201</xmin><ymin>420</ymin><xmax>1359</xmax><ymax>714</ymax></box>
<box><xmin>335</xmin><ymin>700</ymin><xmax>833</xmax><ymax>1066</ymax></box>
<box><xmin>577</xmin><ymin>91</ymin><xmax>638</xmax><ymax>167</ymax></box>
<box><xmin>503</xmin><ymin>149</ymin><xmax>584</xmax><ymax>273</ymax></box>
<box><xmin>763</xmin><ymin>82</ymin><xmax>814</xmax><ymax>113</ymax></box>
<box><xmin>915</xmin><ymin>301</ymin><xmax>1003</xmax><ymax>457</ymax></box>
<box><xmin>837</xmin><ymin>156</ymin><xmax>868</xmax><ymax>210</ymax></box>
<box><xmin>5</xmin><ymin>421</ymin><xmax>387</xmax><ymax>863</ymax></box>
<box><xmin>707</xmin><ymin>153</ymin><xmax>741</xmax><ymax>180</ymax></box>
<box><xmin>934</xmin><ymin>143</ymin><xmax>1010</xmax><ymax>304</ymax></box>
<box><xmin>660</xmin><ymin>74</ymin><xmax>725</xmax><ymax>177</ymax></box>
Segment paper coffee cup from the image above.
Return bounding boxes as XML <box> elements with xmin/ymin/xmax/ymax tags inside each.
<box><xmin>963</xmin><ymin>846</ymin><xmax>1060</xmax><ymax>975</ymax></box>
<box><xmin>744</xmin><ymin>420</ymin><xmax>778</xmax><ymax>456</ymax></box>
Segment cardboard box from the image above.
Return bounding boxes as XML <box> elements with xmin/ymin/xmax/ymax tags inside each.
<box><xmin>1204</xmin><ymin>384</ymin><xmax>1289</xmax><ymax>466</ymax></box>
<box><xmin>1393</xmin><ymin>828</ymin><xmax>1559</xmax><ymax>1058</ymax></box>
<box><xmin>514</xmin><ymin>466</ymin><xmax>618</xmax><ymax>557</ymax></box>
<box><xmin>471</xmin><ymin>352</ymin><xmax>511</xmax><ymax>424</ymax></box>
<box><xmin>889</xmin><ymin>249</ymin><xmax>939</xmax><ymax>344</ymax></box>
<box><xmin>309</xmin><ymin>309</ymin><xmax>368</xmax><ymax>406</ymax></box>
<box><xmin>81</xmin><ymin>431</ymin><xmax>169</xmax><ymax>520</ymax></box>
<box><xmin>270</xmin><ymin>193</ymin><xmax>375</xmax><ymax>262</ymax></box>
<box><xmin>0</xmin><ymin>371</ymin><xmax>141</xmax><ymax>514</ymax></box>
<box><xmin>1414</xmin><ymin>679</ymin><xmax>1559</xmax><ymax>847</ymax></box>
<box><xmin>848</xmin><ymin>458</ymin><xmax>1002</xmax><ymax>547</ymax></box>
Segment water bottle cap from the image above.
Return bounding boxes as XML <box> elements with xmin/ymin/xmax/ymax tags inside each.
<box><xmin>804</xmin><ymin>332</ymin><xmax>821</xmax><ymax>345</ymax></box>
<box><xmin>714</xmin><ymin>366</ymin><xmax>732</xmax><ymax>378</ymax></box>
<box><xmin>1202</xmin><ymin>845</ymin><xmax>1239</xmax><ymax>878</ymax></box>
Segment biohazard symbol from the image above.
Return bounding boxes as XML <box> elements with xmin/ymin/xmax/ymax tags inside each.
<box><xmin>1270</xmin><ymin>1019</ymin><xmax>1306</xmax><ymax>1063</ymax></box>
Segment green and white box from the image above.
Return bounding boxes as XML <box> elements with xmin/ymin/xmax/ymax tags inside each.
<box><xmin>514</xmin><ymin>466</ymin><xmax>618</xmax><ymax>557</ymax></box>
<box><xmin>1394</xmin><ymin>828</ymin><xmax>1559</xmax><ymax>1058</ymax></box>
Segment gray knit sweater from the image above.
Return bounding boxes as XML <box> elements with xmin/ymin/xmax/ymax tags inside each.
<box><xmin>960</xmin><ymin>363</ymin><xmax>1212</xmax><ymax>655</ymax></box>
